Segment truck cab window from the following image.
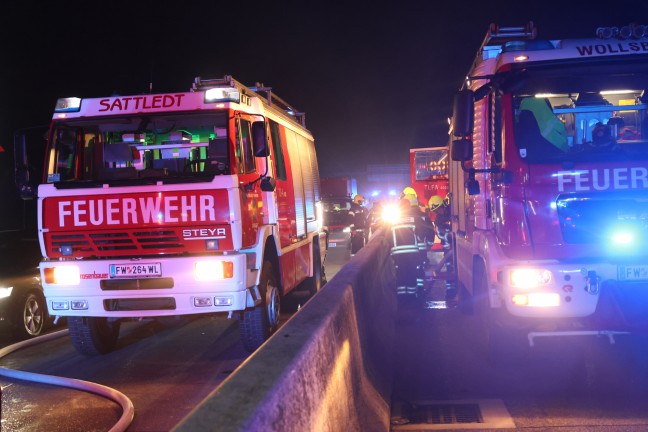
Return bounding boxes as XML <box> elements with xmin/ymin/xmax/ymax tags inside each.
<box><xmin>50</xmin><ymin>128</ymin><xmax>79</xmax><ymax>181</ymax></box>
<box><xmin>269</xmin><ymin>120</ymin><xmax>287</xmax><ymax>180</ymax></box>
<box><xmin>236</xmin><ymin>118</ymin><xmax>256</xmax><ymax>174</ymax></box>
<box><xmin>492</xmin><ymin>91</ymin><xmax>503</xmax><ymax>164</ymax></box>
<box><xmin>46</xmin><ymin>113</ymin><xmax>231</xmax><ymax>183</ymax></box>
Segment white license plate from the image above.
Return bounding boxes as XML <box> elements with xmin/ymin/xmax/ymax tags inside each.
<box><xmin>329</xmin><ymin>242</ymin><xmax>337</xmax><ymax>247</ymax></box>
<box><xmin>618</xmin><ymin>265</ymin><xmax>648</xmax><ymax>281</ymax></box>
<box><xmin>109</xmin><ymin>263</ymin><xmax>162</xmax><ymax>278</ymax></box>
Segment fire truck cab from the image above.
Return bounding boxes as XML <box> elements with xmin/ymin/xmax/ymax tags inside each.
<box><xmin>21</xmin><ymin>76</ymin><xmax>326</xmax><ymax>355</ymax></box>
<box><xmin>448</xmin><ymin>23</ymin><xmax>648</xmax><ymax>354</ymax></box>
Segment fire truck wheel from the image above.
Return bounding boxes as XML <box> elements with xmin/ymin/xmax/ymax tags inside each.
<box><xmin>304</xmin><ymin>244</ymin><xmax>324</xmax><ymax>296</ymax></box>
<box><xmin>68</xmin><ymin>316</ymin><xmax>121</xmax><ymax>356</ymax></box>
<box><xmin>240</xmin><ymin>261</ymin><xmax>280</xmax><ymax>352</ymax></box>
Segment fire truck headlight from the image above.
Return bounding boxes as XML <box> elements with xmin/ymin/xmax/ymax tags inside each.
<box><xmin>512</xmin><ymin>292</ymin><xmax>560</xmax><ymax>307</ymax></box>
<box><xmin>194</xmin><ymin>261</ymin><xmax>234</xmax><ymax>281</ymax></box>
<box><xmin>44</xmin><ymin>266</ymin><xmax>81</xmax><ymax>285</ymax></box>
<box><xmin>509</xmin><ymin>268</ymin><xmax>552</xmax><ymax>289</ymax></box>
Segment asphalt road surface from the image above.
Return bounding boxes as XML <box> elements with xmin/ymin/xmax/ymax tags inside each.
<box><xmin>391</xmin><ymin>274</ymin><xmax>648</xmax><ymax>431</ymax></box>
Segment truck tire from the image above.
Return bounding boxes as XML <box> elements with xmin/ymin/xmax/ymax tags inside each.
<box><xmin>68</xmin><ymin>316</ymin><xmax>121</xmax><ymax>356</ymax></box>
<box><xmin>240</xmin><ymin>261</ymin><xmax>280</xmax><ymax>352</ymax></box>
<box><xmin>14</xmin><ymin>290</ymin><xmax>48</xmax><ymax>339</ymax></box>
<box><xmin>303</xmin><ymin>244</ymin><xmax>325</xmax><ymax>296</ymax></box>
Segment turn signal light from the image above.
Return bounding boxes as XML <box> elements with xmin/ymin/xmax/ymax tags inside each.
<box><xmin>44</xmin><ymin>266</ymin><xmax>81</xmax><ymax>285</ymax></box>
<box><xmin>194</xmin><ymin>261</ymin><xmax>234</xmax><ymax>281</ymax></box>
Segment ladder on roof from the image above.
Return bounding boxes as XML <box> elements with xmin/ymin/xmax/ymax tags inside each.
<box><xmin>469</xmin><ymin>22</ymin><xmax>537</xmax><ymax>76</ymax></box>
<box><xmin>479</xmin><ymin>22</ymin><xmax>537</xmax><ymax>51</ymax></box>
<box><xmin>249</xmin><ymin>82</ymin><xmax>306</xmax><ymax>128</ymax></box>
<box><xmin>191</xmin><ymin>76</ymin><xmax>306</xmax><ymax>128</ymax></box>
<box><xmin>191</xmin><ymin>75</ymin><xmax>238</xmax><ymax>91</ymax></box>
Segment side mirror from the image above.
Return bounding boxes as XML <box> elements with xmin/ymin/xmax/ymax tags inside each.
<box><xmin>252</xmin><ymin>121</ymin><xmax>269</xmax><ymax>157</ymax></box>
<box><xmin>466</xmin><ymin>179</ymin><xmax>480</xmax><ymax>195</ymax></box>
<box><xmin>451</xmin><ymin>138</ymin><xmax>473</xmax><ymax>162</ymax></box>
<box><xmin>260</xmin><ymin>176</ymin><xmax>276</xmax><ymax>192</ymax></box>
<box><xmin>13</xmin><ymin>132</ymin><xmax>38</xmax><ymax>200</ymax></box>
<box><xmin>452</xmin><ymin>90</ymin><xmax>474</xmax><ymax>137</ymax></box>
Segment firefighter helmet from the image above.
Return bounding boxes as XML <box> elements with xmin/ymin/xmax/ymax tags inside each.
<box><xmin>401</xmin><ymin>187</ymin><xmax>417</xmax><ymax>198</ymax></box>
<box><xmin>428</xmin><ymin>195</ymin><xmax>444</xmax><ymax>211</ymax></box>
<box><xmin>353</xmin><ymin>194</ymin><xmax>365</xmax><ymax>205</ymax></box>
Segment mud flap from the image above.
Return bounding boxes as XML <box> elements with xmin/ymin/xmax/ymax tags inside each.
<box><xmin>246</xmin><ymin>285</ymin><xmax>262</xmax><ymax>307</ymax></box>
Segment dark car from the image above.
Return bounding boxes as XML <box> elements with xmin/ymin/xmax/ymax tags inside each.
<box><xmin>321</xmin><ymin>196</ymin><xmax>354</xmax><ymax>245</ymax></box>
<box><xmin>322</xmin><ymin>196</ymin><xmax>354</xmax><ymax>231</ymax></box>
<box><xmin>0</xmin><ymin>236</ymin><xmax>54</xmax><ymax>340</ymax></box>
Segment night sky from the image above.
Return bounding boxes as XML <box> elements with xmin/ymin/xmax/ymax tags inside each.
<box><xmin>3</xmin><ymin>0</ymin><xmax>647</xmax><ymax>178</ymax></box>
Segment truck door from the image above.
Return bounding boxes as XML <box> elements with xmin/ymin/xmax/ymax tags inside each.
<box><xmin>235</xmin><ymin>115</ymin><xmax>263</xmax><ymax>248</ymax></box>
<box><xmin>268</xmin><ymin>120</ymin><xmax>295</xmax><ymax>249</ymax></box>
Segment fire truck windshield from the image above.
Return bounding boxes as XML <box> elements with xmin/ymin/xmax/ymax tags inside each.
<box><xmin>507</xmin><ymin>63</ymin><xmax>648</xmax><ymax>164</ymax></box>
<box><xmin>45</xmin><ymin>112</ymin><xmax>230</xmax><ymax>184</ymax></box>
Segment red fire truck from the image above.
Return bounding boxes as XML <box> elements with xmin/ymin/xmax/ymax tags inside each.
<box><xmin>410</xmin><ymin>147</ymin><xmax>449</xmax><ymax>250</ymax></box>
<box><xmin>18</xmin><ymin>76</ymin><xmax>326</xmax><ymax>355</ymax></box>
<box><xmin>409</xmin><ymin>146</ymin><xmax>449</xmax><ymax>206</ymax></box>
<box><xmin>448</xmin><ymin>23</ymin><xmax>648</xmax><ymax>355</ymax></box>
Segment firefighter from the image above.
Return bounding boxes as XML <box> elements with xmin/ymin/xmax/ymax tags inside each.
<box><xmin>429</xmin><ymin>194</ymin><xmax>456</xmax><ymax>300</ymax></box>
<box><xmin>391</xmin><ymin>187</ymin><xmax>433</xmax><ymax>298</ymax></box>
<box><xmin>400</xmin><ymin>187</ymin><xmax>435</xmax><ymax>264</ymax></box>
<box><xmin>349</xmin><ymin>194</ymin><xmax>368</xmax><ymax>229</ymax></box>
<box><xmin>349</xmin><ymin>194</ymin><xmax>369</xmax><ymax>254</ymax></box>
<box><xmin>428</xmin><ymin>195</ymin><xmax>451</xmax><ymax>252</ymax></box>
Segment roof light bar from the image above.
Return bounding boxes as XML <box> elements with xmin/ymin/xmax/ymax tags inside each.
<box><xmin>205</xmin><ymin>88</ymin><xmax>240</xmax><ymax>104</ymax></box>
<box><xmin>596</xmin><ymin>24</ymin><xmax>647</xmax><ymax>40</ymax></box>
<box><xmin>54</xmin><ymin>97</ymin><xmax>81</xmax><ymax>113</ymax></box>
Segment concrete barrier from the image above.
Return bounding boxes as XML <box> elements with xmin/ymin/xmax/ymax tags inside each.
<box><xmin>174</xmin><ymin>228</ymin><xmax>397</xmax><ymax>432</ymax></box>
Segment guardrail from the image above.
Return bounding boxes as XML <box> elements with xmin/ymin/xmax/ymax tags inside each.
<box><xmin>174</xmin><ymin>228</ymin><xmax>396</xmax><ymax>432</ymax></box>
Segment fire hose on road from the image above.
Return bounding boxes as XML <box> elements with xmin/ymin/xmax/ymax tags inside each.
<box><xmin>0</xmin><ymin>329</ymin><xmax>134</xmax><ymax>432</ymax></box>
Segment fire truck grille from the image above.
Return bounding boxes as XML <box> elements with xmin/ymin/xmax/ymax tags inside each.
<box><xmin>104</xmin><ymin>297</ymin><xmax>176</xmax><ymax>311</ymax></box>
<box><xmin>49</xmin><ymin>229</ymin><xmax>186</xmax><ymax>257</ymax></box>
<box><xmin>133</xmin><ymin>231</ymin><xmax>182</xmax><ymax>249</ymax></box>
<box><xmin>100</xmin><ymin>278</ymin><xmax>174</xmax><ymax>290</ymax></box>
<box><xmin>557</xmin><ymin>190</ymin><xmax>648</xmax><ymax>246</ymax></box>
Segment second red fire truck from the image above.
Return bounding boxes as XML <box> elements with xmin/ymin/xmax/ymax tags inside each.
<box><xmin>448</xmin><ymin>23</ymin><xmax>648</xmax><ymax>356</ymax></box>
<box><xmin>19</xmin><ymin>76</ymin><xmax>326</xmax><ymax>355</ymax></box>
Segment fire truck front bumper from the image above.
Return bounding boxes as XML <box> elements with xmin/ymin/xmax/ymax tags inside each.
<box><xmin>39</xmin><ymin>255</ymin><xmax>253</xmax><ymax>318</ymax></box>
<box><xmin>496</xmin><ymin>261</ymin><xmax>648</xmax><ymax>321</ymax></box>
